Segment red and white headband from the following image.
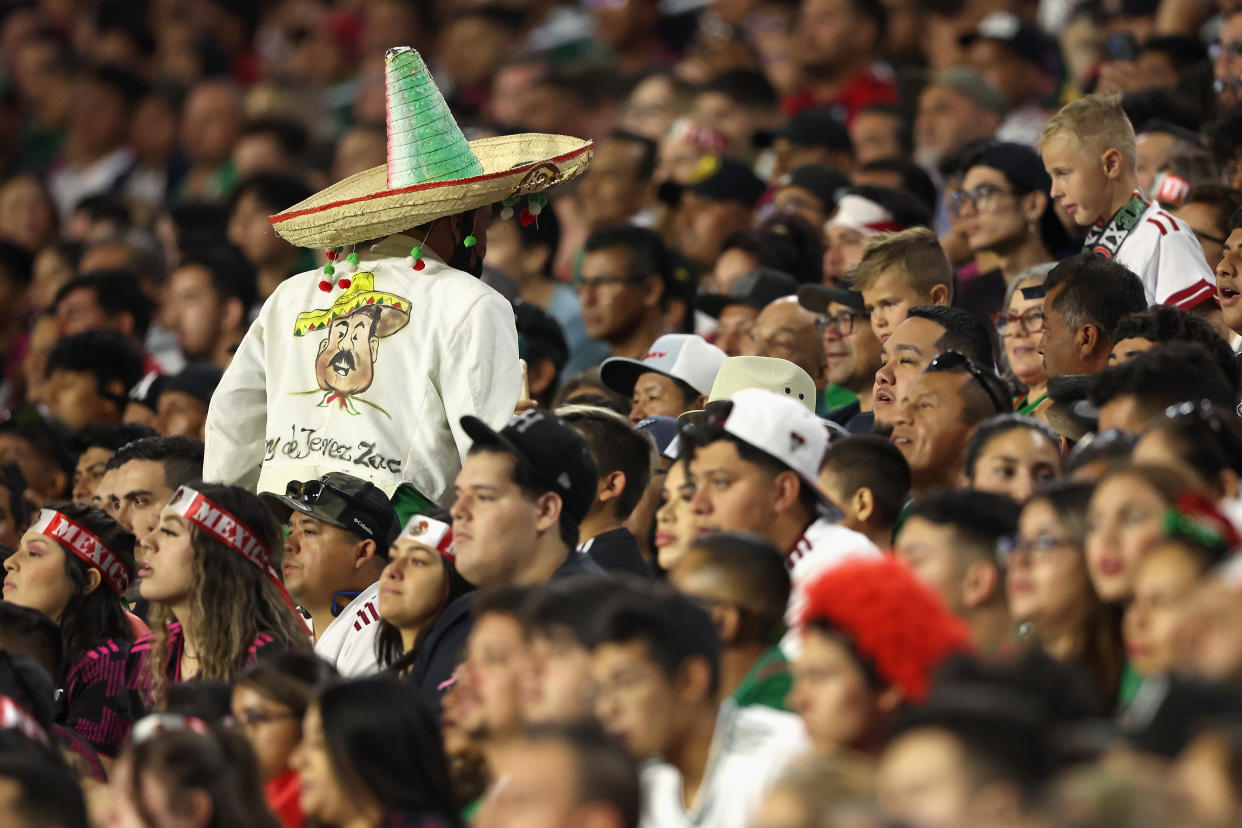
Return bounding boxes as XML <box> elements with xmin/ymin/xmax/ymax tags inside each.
<box><xmin>398</xmin><ymin>514</ymin><xmax>454</xmax><ymax>559</ymax></box>
<box><xmin>825</xmin><ymin>194</ymin><xmax>904</xmax><ymax>236</ymax></box>
<box><xmin>30</xmin><ymin>509</ymin><xmax>130</xmax><ymax>596</ymax></box>
<box><xmin>166</xmin><ymin>486</ymin><xmax>300</xmax><ymax>616</ymax></box>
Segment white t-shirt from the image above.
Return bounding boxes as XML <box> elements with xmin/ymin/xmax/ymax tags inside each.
<box><xmin>313</xmin><ymin>580</ymin><xmax>383</xmax><ymax>677</ymax></box>
<box><xmin>781</xmin><ymin>517</ymin><xmax>881</xmax><ymax>658</ymax></box>
<box><xmin>640</xmin><ymin>702</ymin><xmax>810</xmax><ymax>828</ymax></box>
<box><xmin>1102</xmin><ymin>199</ymin><xmax>1217</xmax><ymax>309</ymax></box>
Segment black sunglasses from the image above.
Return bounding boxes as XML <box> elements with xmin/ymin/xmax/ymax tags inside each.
<box><xmin>926</xmin><ymin>351</ymin><xmax>1007</xmax><ymax>415</ymax></box>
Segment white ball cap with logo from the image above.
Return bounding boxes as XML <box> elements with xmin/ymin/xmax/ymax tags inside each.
<box><xmin>600</xmin><ymin>333</ymin><xmax>727</xmax><ymax>397</ymax></box>
<box><xmin>718</xmin><ymin>387</ymin><xmax>828</xmax><ymax>486</ymax></box>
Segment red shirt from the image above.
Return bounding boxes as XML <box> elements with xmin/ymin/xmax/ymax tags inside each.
<box><xmin>781</xmin><ymin>65</ymin><xmax>898</xmax><ymax>123</ymax></box>
<box><xmin>266</xmin><ymin>769</ymin><xmax>303</xmax><ymax>828</ymax></box>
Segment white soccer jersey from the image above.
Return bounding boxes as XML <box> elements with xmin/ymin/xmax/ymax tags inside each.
<box><xmin>639</xmin><ymin>702</ymin><xmax>810</xmax><ymax>828</ymax></box>
<box><xmin>312</xmin><ymin>580</ymin><xmax>383</xmax><ymax>677</ymax></box>
<box><xmin>1097</xmin><ymin>198</ymin><xmax>1217</xmax><ymax>309</ymax></box>
<box><xmin>780</xmin><ymin>517</ymin><xmax>881</xmax><ymax>659</ymax></box>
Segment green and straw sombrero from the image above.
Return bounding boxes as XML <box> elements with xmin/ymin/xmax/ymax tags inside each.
<box><xmin>269</xmin><ymin>46</ymin><xmax>594</xmax><ymax>249</ymax></box>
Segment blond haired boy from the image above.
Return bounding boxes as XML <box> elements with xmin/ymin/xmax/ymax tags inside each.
<box><xmin>851</xmin><ymin>226</ymin><xmax>953</xmax><ymax>343</ymax></box>
<box><xmin>1039</xmin><ymin>94</ymin><xmax>1216</xmax><ymax>310</ymax></box>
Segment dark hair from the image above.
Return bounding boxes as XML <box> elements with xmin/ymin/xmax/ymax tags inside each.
<box><xmin>1181</xmin><ymin>184</ymin><xmax>1242</xmax><ymax>231</ymax></box>
<box><xmin>924</xmin><ymin>356</ymin><xmax>1012</xmax><ymax>425</ymax></box>
<box><xmin>755</xmin><ymin>212</ymin><xmax>827</xmax><ymax>284</ymax></box>
<box><xmin>1112</xmin><ymin>305</ymin><xmax>1242</xmax><ymax>392</ymax></box>
<box><xmin>0</xmin><ymin>239</ymin><xmax>33</xmax><ymax>286</ymax></box>
<box><xmin>686</xmin><ymin>533</ymin><xmax>790</xmax><ymax>642</ymax></box>
<box><xmin>522</xmin><ymin>575</ymin><xmax>635</xmax><ymax>645</ymax></box>
<box><xmin>0</xmin><ymin>651</ymin><xmax>55</xmax><ymax>732</ymax></box>
<box><xmin>906</xmin><ymin>305</ymin><xmax>995</xmax><ymax>368</ymax></box>
<box><xmin>127</xmin><ymin>725</ymin><xmax>278</xmax><ymax>828</ymax></box>
<box><xmin>238</xmin><ymin>117</ymin><xmax>309</xmax><ymax>160</ymax></box>
<box><xmin>377</xmin><ymin>508</ymin><xmax>472</xmax><ymax>672</ymax></box>
<box><xmin>71</xmin><ymin>422</ymin><xmax>159</xmax><ymax>457</ymax></box>
<box><xmin>71</xmin><ymin>193</ymin><xmax>131</xmax><ymax>230</ymax></box>
<box><xmin>1043</xmin><ymin>253</ymin><xmax>1148</xmax><ymax>341</ymax></box>
<box><xmin>1138</xmin><ymin>35</ymin><xmax>1209</xmax><ymax>71</ymax></box>
<box><xmin>963</xmin><ymin>414</ymin><xmax>1063</xmax><ymax>481</ymax></box>
<box><xmin>1088</xmin><ymin>343</ymin><xmax>1235</xmax><ymax>420</ymax></box>
<box><xmin>41</xmin><ymin>501</ymin><xmax>136</xmax><ymax>667</ymax></box>
<box><xmin>857</xmin><ymin>158</ymin><xmax>938</xmax><ymax>214</ymax></box>
<box><xmin>590</xmin><ymin>586</ymin><xmax>720</xmax><ymax>695</ymax></box>
<box><xmin>583</xmin><ymin>225</ymin><xmax>674</xmax><ymax>311</ymax></box>
<box><xmin>0</xmin><ymin>751</ymin><xmax>88</xmax><ymax>827</ymax></box>
<box><xmin>1121</xmin><ymin>87</ymin><xmax>1200</xmax><ymax>136</ymax></box>
<box><xmin>165</xmin><ymin>680</ymin><xmax>234</xmax><ymax>724</ymax></box>
<box><xmin>1066</xmin><ymin>430</ymin><xmax>1137</xmax><ymax>475</ymax></box>
<box><xmin>88</xmin><ymin>63</ymin><xmax>145</xmax><ymax>110</ymax></box>
<box><xmin>54</xmin><ymin>269</ymin><xmax>153</xmax><ymax>338</ymax></box>
<box><xmin>905</xmin><ymin>489</ymin><xmax>1020</xmax><ymax>562</ymax></box>
<box><xmin>607</xmin><ymin>129</ymin><xmax>658</xmax><ymax>181</ymax></box>
<box><xmin>472</xmin><ymin>584</ymin><xmax>535</xmax><ymax>623</ymax></box>
<box><xmin>821</xmin><ymin>435</ymin><xmax>911</xmax><ymax>527</ymax></box>
<box><xmin>555</xmin><ymin>368</ymin><xmax>633</xmax><ymax>417</ymax></box>
<box><xmin>847</xmin><ymin>0</ymin><xmax>888</xmax><ymax>42</ymax></box>
<box><xmin>503</xmin><ymin>198</ymin><xmax>561</xmax><ymax>278</ymax></box>
<box><xmin>701</xmin><ymin>69</ymin><xmax>778</xmax><ymax>110</ymax></box>
<box><xmin>45</xmin><ymin>330</ymin><xmax>145</xmax><ymax>404</ymax></box>
<box><xmin>236</xmin><ymin>652</ymin><xmax>338</xmax><ymax>718</ymax></box>
<box><xmin>520</xmin><ymin>722</ymin><xmax>641</xmax><ymax>828</ymax></box>
<box><xmin>0</xmin><ymin>463</ymin><xmax>30</xmax><ymax>532</ymax></box>
<box><xmin>318</xmin><ymin>677</ymin><xmax>463</xmax><ymax>826</ymax></box>
<box><xmin>227</xmin><ymin>172</ymin><xmax>312</xmax><ymax>215</ymax></box>
<box><xmin>177</xmin><ymin>244</ymin><xmax>258</xmax><ymax>313</ymax></box>
<box><xmin>1142</xmin><ymin>403</ymin><xmax>1242</xmax><ymax>493</ymax></box>
<box><xmin>166</xmin><ymin>202</ymin><xmax>230</xmax><ymax>253</ymax></box>
<box><xmin>1211</xmin><ymin>105</ymin><xmax>1242</xmax><ymax>170</ymax></box>
<box><xmin>103</xmin><ymin>435</ymin><xmax>204</xmax><ymax>489</ymax></box>
<box><xmin>857</xmin><ymin>102</ymin><xmax>914</xmax><ymax>155</ymax></box>
<box><xmin>559</xmin><ymin>407</ymin><xmax>653</xmax><ymax>519</ymax></box>
<box><xmin>0</xmin><ymin>601</ymin><xmax>63</xmax><ymax>680</ymax></box>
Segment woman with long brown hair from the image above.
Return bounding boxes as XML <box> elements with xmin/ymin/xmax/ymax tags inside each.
<box><xmin>126</xmin><ymin>482</ymin><xmax>311</xmax><ymax>709</ymax></box>
<box><xmin>1008</xmin><ymin>481</ymin><xmax>1124</xmax><ymax>712</ymax></box>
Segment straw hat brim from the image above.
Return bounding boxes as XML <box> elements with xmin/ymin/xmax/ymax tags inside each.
<box><xmin>270</xmin><ymin>133</ymin><xmax>594</xmax><ymax>248</ymax></box>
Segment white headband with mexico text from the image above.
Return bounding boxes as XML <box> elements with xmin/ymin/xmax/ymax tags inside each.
<box><xmin>398</xmin><ymin>514</ymin><xmax>454</xmax><ymax>559</ymax></box>
<box><xmin>166</xmin><ymin>486</ymin><xmax>300</xmax><ymax>616</ymax></box>
<box><xmin>30</xmin><ymin>509</ymin><xmax>130</xmax><ymax>596</ymax></box>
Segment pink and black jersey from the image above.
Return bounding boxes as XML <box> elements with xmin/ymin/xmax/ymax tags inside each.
<box><xmin>124</xmin><ymin>621</ymin><xmax>286</xmax><ymax>708</ymax></box>
<box><xmin>59</xmin><ymin>638</ymin><xmax>136</xmax><ymax>759</ymax></box>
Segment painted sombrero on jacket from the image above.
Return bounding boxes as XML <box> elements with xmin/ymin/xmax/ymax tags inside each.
<box><xmin>269</xmin><ymin>47</ymin><xmax>594</xmax><ymax>249</ymax></box>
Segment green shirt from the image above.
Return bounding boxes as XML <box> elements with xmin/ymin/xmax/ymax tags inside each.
<box><xmin>1016</xmin><ymin>392</ymin><xmax>1048</xmax><ymax>416</ymax></box>
<box><xmin>819</xmin><ymin>384</ymin><xmax>857</xmax><ymax>418</ymax></box>
<box><xmin>1119</xmin><ymin>661</ymin><xmax>1142</xmax><ymax>708</ymax></box>
<box><xmin>732</xmin><ymin>647</ymin><xmax>792</xmax><ymax>711</ymax></box>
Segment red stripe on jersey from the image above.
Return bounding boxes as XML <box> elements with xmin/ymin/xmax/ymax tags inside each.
<box><xmin>1164</xmin><ymin>280</ymin><xmax>1217</xmax><ymax>309</ymax></box>
<box><xmin>1146</xmin><ymin>218</ymin><xmax>1168</xmax><ymax>235</ymax></box>
<box><xmin>1157</xmin><ymin>210</ymin><xmax>1181</xmax><ymax>229</ymax></box>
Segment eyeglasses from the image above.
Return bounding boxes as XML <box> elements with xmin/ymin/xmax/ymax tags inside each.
<box><xmin>1211</xmin><ymin>39</ymin><xmax>1242</xmax><ymax>61</ymax></box>
<box><xmin>571</xmin><ymin>274</ymin><xmax>646</xmax><ymax>294</ymax></box>
<box><xmin>992</xmin><ymin>308</ymin><xmax>1046</xmax><ymax>336</ymax></box>
<box><xmin>926</xmin><ymin>350</ymin><xmax>1007</xmax><ymax>415</ymax></box>
<box><xmin>998</xmin><ymin>534</ymin><xmax>1071</xmax><ymax>565</ymax></box>
<box><xmin>947</xmin><ymin>184</ymin><xmax>1019</xmax><ymax>218</ymax></box>
<box><xmin>816</xmin><ymin>310</ymin><xmax>869</xmax><ymax>336</ymax></box>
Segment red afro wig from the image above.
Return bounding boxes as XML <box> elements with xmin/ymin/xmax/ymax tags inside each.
<box><xmin>799</xmin><ymin>557</ymin><xmax>972</xmax><ymax>703</ymax></box>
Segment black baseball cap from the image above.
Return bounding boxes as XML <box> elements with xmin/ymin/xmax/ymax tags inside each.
<box><xmin>797</xmin><ymin>279</ymin><xmax>865</xmax><ymax>313</ymax></box>
<box><xmin>698</xmin><ymin>267</ymin><xmax>800</xmax><ymax>318</ymax></box>
<box><xmin>0</xmin><ymin>407</ymin><xmax>74</xmax><ymax>473</ymax></box>
<box><xmin>161</xmin><ymin>362</ymin><xmax>224</xmax><ymax>407</ymax></box>
<box><xmin>685</xmin><ymin>155</ymin><xmax>766</xmax><ymax>208</ymax></box>
<box><xmin>968</xmin><ymin>142</ymin><xmax>1051</xmax><ymax>196</ymax></box>
<box><xmin>261</xmin><ymin>471</ymin><xmax>402</xmax><ymax>556</ymax></box>
<box><xmin>461</xmin><ymin>410</ymin><xmax>599</xmax><ymax>523</ymax></box>
<box><xmin>513</xmin><ymin>299</ymin><xmax>569</xmax><ymax>375</ymax></box>
<box><xmin>960</xmin><ymin>11</ymin><xmax>1059</xmax><ymax>71</ymax></box>
<box><xmin>778</xmin><ymin>164</ymin><xmax>851</xmax><ymax>213</ymax></box>
<box><xmin>774</xmin><ymin>108</ymin><xmax>852</xmax><ymax>152</ymax></box>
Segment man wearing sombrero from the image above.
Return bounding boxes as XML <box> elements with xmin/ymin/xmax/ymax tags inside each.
<box><xmin>204</xmin><ymin>47</ymin><xmax>593</xmax><ymax>519</ymax></box>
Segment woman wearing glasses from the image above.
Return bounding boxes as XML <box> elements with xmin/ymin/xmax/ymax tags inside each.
<box><xmin>1008</xmin><ymin>481</ymin><xmax>1123</xmax><ymax>711</ymax></box>
<box><xmin>127</xmin><ymin>482</ymin><xmax>311</xmax><ymax>710</ymax></box>
<box><xmin>2</xmin><ymin>502</ymin><xmax>137</xmax><ymax>759</ymax></box>
<box><xmin>231</xmin><ymin>653</ymin><xmax>338</xmax><ymax>828</ymax></box>
<box><xmin>953</xmin><ymin>143</ymin><xmax>1075</xmax><ymax>319</ymax></box>
<box><xmin>996</xmin><ymin>269</ymin><xmax>1053</xmax><ymax>415</ymax></box>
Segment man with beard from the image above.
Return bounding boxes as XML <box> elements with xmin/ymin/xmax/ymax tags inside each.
<box><xmin>204</xmin><ymin>47</ymin><xmax>592</xmax><ymax>522</ymax></box>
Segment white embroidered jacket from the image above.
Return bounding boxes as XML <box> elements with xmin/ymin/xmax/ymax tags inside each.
<box><xmin>204</xmin><ymin>234</ymin><xmax>522</xmax><ymax>503</ymax></box>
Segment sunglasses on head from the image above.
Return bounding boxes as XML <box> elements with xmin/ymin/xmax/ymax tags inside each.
<box><xmin>926</xmin><ymin>351</ymin><xmax>1007</xmax><ymax>415</ymax></box>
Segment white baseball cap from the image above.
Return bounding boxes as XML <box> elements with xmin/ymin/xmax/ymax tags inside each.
<box><xmin>825</xmin><ymin>194</ymin><xmax>902</xmax><ymax>237</ymax></box>
<box><xmin>601</xmin><ymin>334</ymin><xmax>726</xmax><ymax>397</ymax></box>
<box><xmin>711</xmin><ymin>387</ymin><xmax>829</xmax><ymax>496</ymax></box>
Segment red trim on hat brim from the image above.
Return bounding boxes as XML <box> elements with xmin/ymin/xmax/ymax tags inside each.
<box><xmin>269</xmin><ymin>143</ymin><xmax>594</xmax><ymax>225</ymax></box>
<box><xmin>865</xmin><ymin>221</ymin><xmax>906</xmax><ymax>233</ymax></box>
